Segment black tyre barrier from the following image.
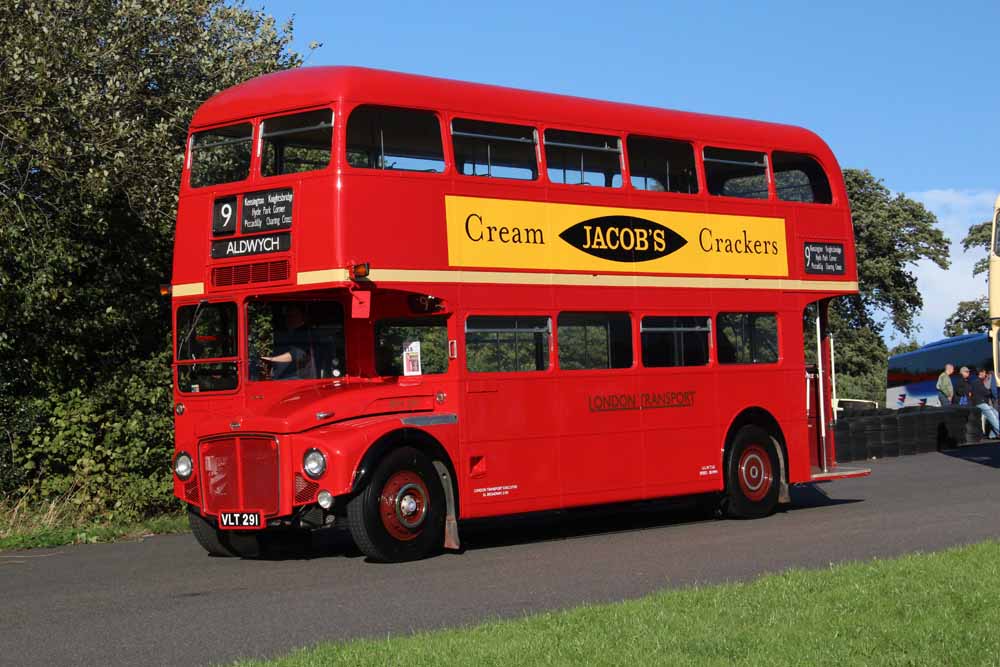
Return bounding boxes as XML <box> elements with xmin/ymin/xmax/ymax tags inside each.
<box><xmin>849</xmin><ymin>418</ymin><xmax>869</xmax><ymax>461</ymax></box>
<box><xmin>834</xmin><ymin>423</ymin><xmax>853</xmax><ymax>462</ymax></box>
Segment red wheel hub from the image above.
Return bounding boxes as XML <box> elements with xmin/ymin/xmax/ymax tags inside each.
<box><xmin>378</xmin><ymin>470</ymin><xmax>428</xmax><ymax>541</ymax></box>
<box><xmin>737</xmin><ymin>444</ymin><xmax>773</xmax><ymax>502</ymax></box>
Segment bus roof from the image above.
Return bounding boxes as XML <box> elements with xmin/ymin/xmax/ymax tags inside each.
<box><xmin>890</xmin><ymin>333</ymin><xmax>988</xmax><ymax>360</ymax></box>
<box><xmin>190</xmin><ymin>66</ymin><xmax>833</xmax><ymax>158</ymax></box>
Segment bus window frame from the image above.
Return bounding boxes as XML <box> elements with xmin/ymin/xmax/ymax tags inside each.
<box><xmin>342</xmin><ymin>102</ymin><xmax>451</xmax><ymax>177</ymax></box>
<box><xmin>462</xmin><ymin>312</ymin><xmax>555</xmax><ymax>377</ymax></box>
<box><xmin>701</xmin><ymin>143</ymin><xmax>775</xmax><ymax>201</ymax></box>
<box><xmin>257</xmin><ymin>106</ymin><xmax>337</xmax><ymax>179</ymax></box>
<box><xmin>173</xmin><ymin>298</ymin><xmax>243</xmax><ymax>396</ymax></box>
<box><xmin>769</xmin><ymin>150</ymin><xmax>835</xmax><ymax>206</ymax></box>
<box><xmin>624</xmin><ymin>134</ymin><xmax>701</xmax><ymax>197</ymax></box>
<box><xmin>449</xmin><ymin>115</ymin><xmax>541</xmax><ymax>182</ymax></box>
<box><xmin>555</xmin><ymin>310</ymin><xmax>636</xmax><ymax>372</ymax></box>
<box><xmin>186</xmin><ymin>121</ymin><xmax>256</xmax><ymax>191</ymax></box>
<box><xmin>540</xmin><ymin>124</ymin><xmax>627</xmax><ymax>190</ymax></box>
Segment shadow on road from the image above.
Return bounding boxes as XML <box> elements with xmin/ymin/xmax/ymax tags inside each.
<box><xmin>255</xmin><ymin>485</ymin><xmax>862</xmax><ymax>561</ymax></box>
<box><xmin>941</xmin><ymin>442</ymin><xmax>1000</xmax><ymax>469</ymax></box>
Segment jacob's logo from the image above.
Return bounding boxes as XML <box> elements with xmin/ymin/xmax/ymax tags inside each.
<box><xmin>559</xmin><ymin>216</ymin><xmax>687</xmax><ymax>262</ymax></box>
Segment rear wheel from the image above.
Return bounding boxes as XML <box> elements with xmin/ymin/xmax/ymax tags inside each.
<box><xmin>187</xmin><ymin>509</ymin><xmax>262</xmax><ymax>558</ymax></box>
<box><xmin>346</xmin><ymin>447</ymin><xmax>445</xmax><ymax>562</ymax></box>
<box><xmin>723</xmin><ymin>425</ymin><xmax>781</xmax><ymax>519</ymax></box>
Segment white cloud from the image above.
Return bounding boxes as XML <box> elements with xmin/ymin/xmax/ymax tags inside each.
<box><xmin>895</xmin><ymin>189</ymin><xmax>997</xmax><ymax>345</ymax></box>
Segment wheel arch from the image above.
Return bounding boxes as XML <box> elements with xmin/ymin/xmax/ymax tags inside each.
<box><xmin>723</xmin><ymin>407</ymin><xmax>790</xmax><ymax>503</ymax></box>
<box><xmin>348</xmin><ymin>427</ymin><xmax>461</xmax><ymax>548</ymax></box>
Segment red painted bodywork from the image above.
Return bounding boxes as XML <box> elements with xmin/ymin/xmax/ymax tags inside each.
<box><xmin>172</xmin><ymin>67</ymin><xmax>858</xmax><ymax>523</ymax></box>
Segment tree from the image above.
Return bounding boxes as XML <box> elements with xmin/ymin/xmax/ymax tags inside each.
<box><xmin>943</xmin><ymin>296</ymin><xmax>989</xmax><ymax>337</ymax></box>
<box><xmin>0</xmin><ymin>1</ymin><xmax>302</xmax><ymax>514</ymax></box>
<box><xmin>832</xmin><ymin>170</ymin><xmax>951</xmax><ymax>402</ymax></box>
<box><xmin>961</xmin><ymin>219</ymin><xmax>991</xmax><ymax>279</ymax></box>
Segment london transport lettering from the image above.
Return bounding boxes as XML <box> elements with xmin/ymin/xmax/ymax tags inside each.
<box><xmin>445</xmin><ymin>195</ymin><xmax>789</xmax><ymax>276</ymax></box>
<box><xmin>588</xmin><ymin>391</ymin><xmax>696</xmax><ymax>412</ymax></box>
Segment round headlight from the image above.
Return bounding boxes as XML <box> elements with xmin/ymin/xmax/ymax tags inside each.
<box><xmin>174</xmin><ymin>452</ymin><xmax>193</xmax><ymax>480</ymax></box>
<box><xmin>303</xmin><ymin>449</ymin><xmax>327</xmax><ymax>479</ymax></box>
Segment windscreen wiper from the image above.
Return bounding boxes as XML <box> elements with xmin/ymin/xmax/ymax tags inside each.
<box><xmin>178</xmin><ymin>299</ymin><xmax>209</xmax><ymax>359</ymax></box>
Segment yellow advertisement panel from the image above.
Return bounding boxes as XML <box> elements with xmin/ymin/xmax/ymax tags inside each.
<box><xmin>445</xmin><ymin>195</ymin><xmax>788</xmax><ymax>277</ymax></box>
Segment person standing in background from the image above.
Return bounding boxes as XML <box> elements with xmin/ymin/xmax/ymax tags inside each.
<box><xmin>936</xmin><ymin>363</ymin><xmax>955</xmax><ymax>406</ymax></box>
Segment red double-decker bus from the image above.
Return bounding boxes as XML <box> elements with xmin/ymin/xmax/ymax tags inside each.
<box><xmin>171</xmin><ymin>66</ymin><xmax>866</xmax><ymax>562</ymax></box>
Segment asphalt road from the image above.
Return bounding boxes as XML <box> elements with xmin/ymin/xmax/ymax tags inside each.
<box><xmin>3</xmin><ymin>445</ymin><xmax>1000</xmax><ymax>667</ymax></box>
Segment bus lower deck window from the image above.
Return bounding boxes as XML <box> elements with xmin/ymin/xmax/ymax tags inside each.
<box><xmin>717</xmin><ymin>313</ymin><xmax>778</xmax><ymax>364</ymax></box>
<box><xmin>641</xmin><ymin>316</ymin><xmax>711</xmax><ymax>367</ymax></box>
<box><xmin>557</xmin><ymin>312</ymin><xmax>632</xmax><ymax>369</ymax></box>
<box><xmin>466</xmin><ymin>316</ymin><xmax>551</xmax><ymax>372</ymax></box>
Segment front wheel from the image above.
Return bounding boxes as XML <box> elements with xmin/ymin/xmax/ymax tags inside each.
<box><xmin>346</xmin><ymin>447</ymin><xmax>445</xmax><ymax>562</ymax></box>
<box><xmin>723</xmin><ymin>425</ymin><xmax>781</xmax><ymax>519</ymax></box>
<box><xmin>187</xmin><ymin>509</ymin><xmax>262</xmax><ymax>558</ymax></box>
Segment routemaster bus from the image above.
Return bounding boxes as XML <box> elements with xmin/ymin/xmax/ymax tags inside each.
<box><xmin>170</xmin><ymin>66</ymin><xmax>866</xmax><ymax>562</ymax></box>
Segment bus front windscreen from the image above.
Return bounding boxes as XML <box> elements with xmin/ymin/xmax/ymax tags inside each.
<box><xmin>247</xmin><ymin>300</ymin><xmax>346</xmax><ymax>381</ymax></box>
<box><xmin>175</xmin><ymin>301</ymin><xmax>239</xmax><ymax>393</ymax></box>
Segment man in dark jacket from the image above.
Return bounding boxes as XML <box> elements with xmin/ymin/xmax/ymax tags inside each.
<box><xmin>954</xmin><ymin>366</ymin><xmax>972</xmax><ymax>406</ymax></box>
<box><xmin>971</xmin><ymin>369</ymin><xmax>1000</xmax><ymax>438</ymax></box>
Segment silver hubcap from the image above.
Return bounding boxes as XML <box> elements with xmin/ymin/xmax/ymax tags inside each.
<box><xmin>394</xmin><ymin>483</ymin><xmax>426</xmax><ymax>529</ymax></box>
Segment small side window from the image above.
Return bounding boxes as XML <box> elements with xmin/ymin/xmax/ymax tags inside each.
<box><xmin>558</xmin><ymin>312</ymin><xmax>632</xmax><ymax>370</ymax></box>
<box><xmin>717</xmin><ymin>313</ymin><xmax>778</xmax><ymax>364</ymax></box>
<box><xmin>772</xmin><ymin>152</ymin><xmax>832</xmax><ymax>203</ymax></box>
<box><xmin>466</xmin><ymin>316</ymin><xmax>551</xmax><ymax>373</ymax></box>
<box><xmin>545</xmin><ymin>129</ymin><xmax>622</xmax><ymax>187</ymax></box>
<box><xmin>704</xmin><ymin>147</ymin><xmax>769</xmax><ymax>199</ymax></box>
<box><xmin>452</xmin><ymin>118</ymin><xmax>538</xmax><ymax>180</ymax></box>
<box><xmin>346</xmin><ymin>105</ymin><xmax>445</xmax><ymax>173</ymax></box>
<box><xmin>994</xmin><ymin>210</ymin><xmax>1000</xmax><ymax>256</ymax></box>
<box><xmin>641</xmin><ymin>316</ymin><xmax>711</xmax><ymax>367</ymax></box>
<box><xmin>261</xmin><ymin>109</ymin><xmax>333</xmax><ymax>177</ymax></box>
<box><xmin>627</xmin><ymin>136</ymin><xmax>698</xmax><ymax>194</ymax></box>
<box><xmin>190</xmin><ymin>123</ymin><xmax>253</xmax><ymax>188</ymax></box>
<box><xmin>375</xmin><ymin>317</ymin><xmax>449</xmax><ymax>376</ymax></box>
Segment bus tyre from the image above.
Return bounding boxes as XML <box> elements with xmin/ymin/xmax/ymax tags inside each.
<box><xmin>723</xmin><ymin>426</ymin><xmax>781</xmax><ymax>519</ymax></box>
<box><xmin>346</xmin><ymin>447</ymin><xmax>445</xmax><ymax>562</ymax></box>
<box><xmin>187</xmin><ymin>508</ymin><xmax>262</xmax><ymax>558</ymax></box>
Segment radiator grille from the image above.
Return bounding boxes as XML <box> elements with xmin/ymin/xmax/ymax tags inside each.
<box><xmin>184</xmin><ymin>479</ymin><xmax>200</xmax><ymax>504</ymax></box>
<box><xmin>199</xmin><ymin>437</ymin><xmax>279</xmax><ymax>516</ymax></box>
<box><xmin>294</xmin><ymin>473</ymin><xmax>318</xmax><ymax>504</ymax></box>
<box><xmin>212</xmin><ymin>260</ymin><xmax>290</xmax><ymax>287</ymax></box>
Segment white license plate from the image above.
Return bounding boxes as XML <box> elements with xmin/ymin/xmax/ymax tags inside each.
<box><xmin>217</xmin><ymin>510</ymin><xmax>263</xmax><ymax>530</ymax></box>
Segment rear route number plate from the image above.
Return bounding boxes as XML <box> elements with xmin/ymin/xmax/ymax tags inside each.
<box><xmin>218</xmin><ymin>510</ymin><xmax>263</xmax><ymax>530</ymax></box>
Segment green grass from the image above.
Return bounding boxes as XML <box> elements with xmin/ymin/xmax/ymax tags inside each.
<box><xmin>235</xmin><ymin>541</ymin><xmax>1000</xmax><ymax>666</ymax></box>
<box><xmin>0</xmin><ymin>491</ymin><xmax>188</xmax><ymax>550</ymax></box>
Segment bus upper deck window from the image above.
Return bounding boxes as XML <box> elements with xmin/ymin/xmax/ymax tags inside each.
<box><xmin>261</xmin><ymin>109</ymin><xmax>333</xmax><ymax>177</ymax></box>
<box><xmin>452</xmin><ymin>118</ymin><xmax>538</xmax><ymax>180</ymax></box>
<box><xmin>346</xmin><ymin>105</ymin><xmax>445</xmax><ymax>173</ymax></box>
<box><xmin>544</xmin><ymin>129</ymin><xmax>622</xmax><ymax>188</ymax></box>
<box><xmin>189</xmin><ymin>123</ymin><xmax>253</xmax><ymax>188</ymax></box>
<box><xmin>627</xmin><ymin>135</ymin><xmax>698</xmax><ymax>194</ymax></box>
<box><xmin>772</xmin><ymin>152</ymin><xmax>833</xmax><ymax>204</ymax></box>
<box><xmin>703</xmin><ymin>147</ymin><xmax>769</xmax><ymax>199</ymax></box>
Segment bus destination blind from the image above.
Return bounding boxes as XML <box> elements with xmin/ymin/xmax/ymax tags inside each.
<box><xmin>241</xmin><ymin>188</ymin><xmax>293</xmax><ymax>234</ymax></box>
<box><xmin>211</xmin><ymin>232</ymin><xmax>290</xmax><ymax>259</ymax></box>
<box><xmin>803</xmin><ymin>242</ymin><xmax>845</xmax><ymax>275</ymax></box>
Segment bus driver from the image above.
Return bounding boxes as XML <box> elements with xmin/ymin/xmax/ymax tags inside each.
<box><xmin>260</xmin><ymin>303</ymin><xmax>315</xmax><ymax>380</ymax></box>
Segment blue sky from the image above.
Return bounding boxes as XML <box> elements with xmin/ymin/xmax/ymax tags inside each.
<box><xmin>263</xmin><ymin>1</ymin><xmax>998</xmax><ymax>342</ymax></box>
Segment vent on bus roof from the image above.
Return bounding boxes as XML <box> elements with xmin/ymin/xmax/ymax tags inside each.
<box><xmin>212</xmin><ymin>260</ymin><xmax>290</xmax><ymax>287</ymax></box>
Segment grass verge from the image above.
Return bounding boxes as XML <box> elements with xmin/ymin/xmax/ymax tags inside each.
<box><xmin>235</xmin><ymin>541</ymin><xmax>1000</xmax><ymax>666</ymax></box>
<box><xmin>0</xmin><ymin>490</ymin><xmax>187</xmax><ymax>551</ymax></box>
